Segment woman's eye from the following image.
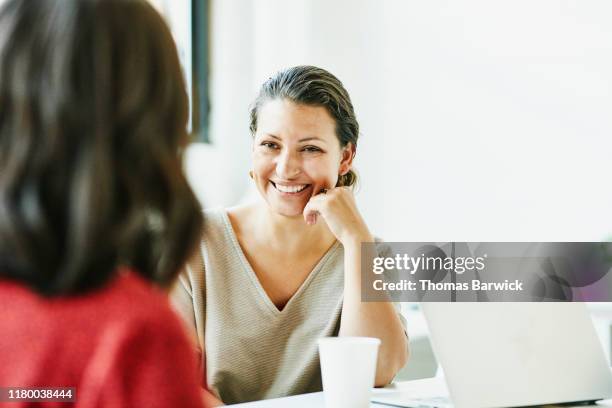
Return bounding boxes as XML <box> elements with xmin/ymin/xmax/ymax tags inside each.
<box><xmin>302</xmin><ymin>146</ymin><xmax>322</xmax><ymax>153</ymax></box>
<box><xmin>261</xmin><ymin>142</ymin><xmax>278</xmax><ymax>149</ymax></box>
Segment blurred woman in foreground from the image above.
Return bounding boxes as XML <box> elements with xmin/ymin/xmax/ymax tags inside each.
<box><xmin>0</xmin><ymin>0</ymin><xmax>213</xmax><ymax>406</ymax></box>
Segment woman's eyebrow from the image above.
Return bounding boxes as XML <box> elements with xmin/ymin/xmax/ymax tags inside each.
<box><xmin>299</xmin><ymin>137</ymin><xmax>325</xmax><ymax>143</ymax></box>
<box><xmin>264</xmin><ymin>134</ymin><xmax>325</xmax><ymax>143</ymax></box>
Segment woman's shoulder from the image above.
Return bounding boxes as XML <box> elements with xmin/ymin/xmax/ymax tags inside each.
<box><xmin>0</xmin><ymin>271</ymin><xmax>185</xmax><ymax>338</ymax></box>
<box><xmin>199</xmin><ymin>207</ymin><xmax>231</xmax><ymax>237</ymax></box>
<box><xmin>196</xmin><ymin>205</ymin><xmax>255</xmax><ymax>256</ymax></box>
<box><xmin>201</xmin><ymin>204</ymin><xmax>256</xmax><ymax>230</ymax></box>
<box><xmin>373</xmin><ymin>237</ymin><xmax>392</xmax><ymax>256</ymax></box>
<box><xmin>79</xmin><ymin>274</ymin><xmax>205</xmax><ymax>407</ymax></box>
<box><xmin>97</xmin><ymin>271</ymin><xmax>185</xmax><ymax>327</ymax></box>
<box><xmin>225</xmin><ymin>203</ymin><xmax>260</xmax><ymax>234</ymax></box>
<box><xmin>224</xmin><ymin>203</ymin><xmax>258</xmax><ymax>223</ymax></box>
<box><xmin>99</xmin><ymin>274</ymin><xmax>203</xmax><ymax>356</ymax></box>
<box><xmin>202</xmin><ymin>206</ymin><xmax>226</xmax><ymax>221</ymax></box>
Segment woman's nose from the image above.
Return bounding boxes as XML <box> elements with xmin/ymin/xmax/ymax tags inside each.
<box><xmin>275</xmin><ymin>150</ymin><xmax>301</xmax><ymax>179</ymax></box>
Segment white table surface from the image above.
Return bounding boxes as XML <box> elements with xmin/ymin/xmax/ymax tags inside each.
<box><xmin>227</xmin><ymin>377</ymin><xmax>448</xmax><ymax>407</ymax></box>
<box><xmin>227</xmin><ymin>377</ymin><xmax>612</xmax><ymax>407</ymax></box>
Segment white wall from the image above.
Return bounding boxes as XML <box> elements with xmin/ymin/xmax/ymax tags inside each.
<box><xmin>185</xmin><ymin>0</ymin><xmax>255</xmax><ymax>208</ymax></box>
<box><xmin>378</xmin><ymin>0</ymin><xmax>612</xmax><ymax>241</ymax></box>
<box><xmin>186</xmin><ymin>0</ymin><xmax>612</xmax><ymax>241</ymax></box>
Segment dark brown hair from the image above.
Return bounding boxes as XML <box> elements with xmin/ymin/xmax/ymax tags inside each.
<box><xmin>0</xmin><ymin>0</ymin><xmax>203</xmax><ymax>296</ymax></box>
<box><xmin>249</xmin><ymin>65</ymin><xmax>359</xmax><ymax>187</ymax></box>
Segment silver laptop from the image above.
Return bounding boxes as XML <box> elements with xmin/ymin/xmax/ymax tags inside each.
<box><xmin>372</xmin><ymin>303</ymin><xmax>612</xmax><ymax>408</ymax></box>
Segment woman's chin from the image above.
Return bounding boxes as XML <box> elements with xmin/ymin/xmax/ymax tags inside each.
<box><xmin>279</xmin><ymin>208</ymin><xmax>306</xmax><ymax>219</ymax></box>
<box><xmin>268</xmin><ymin>202</ymin><xmax>306</xmax><ymax>219</ymax></box>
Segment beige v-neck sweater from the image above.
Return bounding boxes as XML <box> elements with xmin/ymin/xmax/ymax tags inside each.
<box><xmin>171</xmin><ymin>208</ymin><xmax>405</xmax><ymax>404</ymax></box>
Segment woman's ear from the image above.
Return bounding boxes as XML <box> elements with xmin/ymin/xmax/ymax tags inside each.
<box><xmin>339</xmin><ymin>143</ymin><xmax>356</xmax><ymax>176</ymax></box>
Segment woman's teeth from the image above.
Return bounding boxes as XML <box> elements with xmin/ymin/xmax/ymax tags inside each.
<box><xmin>274</xmin><ymin>183</ymin><xmax>308</xmax><ymax>193</ymax></box>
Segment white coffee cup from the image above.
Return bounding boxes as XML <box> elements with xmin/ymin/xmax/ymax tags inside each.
<box><xmin>318</xmin><ymin>336</ymin><xmax>381</xmax><ymax>408</ymax></box>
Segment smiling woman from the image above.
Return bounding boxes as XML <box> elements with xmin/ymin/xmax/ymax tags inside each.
<box><xmin>171</xmin><ymin>65</ymin><xmax>409</xmax><ymax>405</ymax></box>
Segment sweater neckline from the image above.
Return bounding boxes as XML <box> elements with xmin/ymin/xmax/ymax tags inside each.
<box><xmin>218</xmin><ymin>209</ymin><xmax>341</xmax><ymax>316</ymax></box>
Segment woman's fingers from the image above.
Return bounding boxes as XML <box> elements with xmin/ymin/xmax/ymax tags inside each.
<box><xmin>303</xmin><ymin>191</ymin><xmax>328</xmax><ymax>225</ymax></box>
<box><xmin>304</xmin><ymin>186</ymin><xmax>372</xmax><ymax>243</ymax></box>
<box><xmin>303</xmin><ymin>188</ymin><xmax>333</xmax><ymax>225</ymax></box>
<box><xmin>303</xmin><ymin>186</ymin><xmax>354</xmax><ymax>227</ymax></box>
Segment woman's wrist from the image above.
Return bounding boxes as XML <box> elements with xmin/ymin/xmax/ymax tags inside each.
<box><xmin>342</xmin><ymin>230</ymin><xmax>374</xmax><ymax>249</ymax></box>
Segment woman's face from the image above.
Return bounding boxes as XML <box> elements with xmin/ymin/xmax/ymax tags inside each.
<box><xmin>252</xmin><ymin>99</ymin><xmax>354</xmax><ymax>217</ymax></box>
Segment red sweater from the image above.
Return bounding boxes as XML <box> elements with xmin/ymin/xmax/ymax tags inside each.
<box><xmin>0</xmin><ymin>270</ymin><xmax>209</xmax><ymax>408</ymax></box>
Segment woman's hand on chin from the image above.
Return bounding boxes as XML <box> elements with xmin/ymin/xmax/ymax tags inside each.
<box><xmin>303</xmin><ymin>187</ymin><xmax>374</xmax><ymax>246</ymax></box>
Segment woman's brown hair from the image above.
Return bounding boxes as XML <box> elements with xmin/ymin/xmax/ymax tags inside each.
<box><xmin>0</xmin><ymin>0</ymin><xmax>203</xmax><ymax>296</ymax></box>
